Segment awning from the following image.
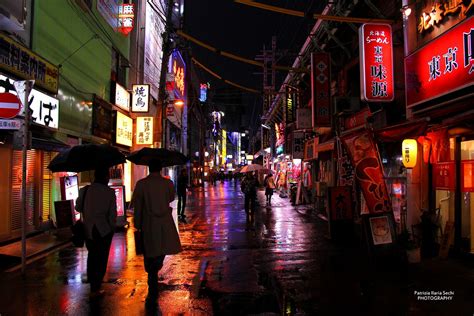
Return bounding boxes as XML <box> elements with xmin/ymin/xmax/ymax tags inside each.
<box><xmin>375</xmin><ymin>118</ymin><xmax>429</xmax><ymax>142</ymax></box>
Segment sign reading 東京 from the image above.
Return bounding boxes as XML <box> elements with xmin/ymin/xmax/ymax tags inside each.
<box><xmin>132</xmin><ymin>84</ymin><xmax>150</xmax><ymax>112</ymax></box>
<box><xmin>405</xmin><ymin>17</ymin><xmax>474</xmax><ymax>108</ymax></box>
<box><xmin>359</xmin><ymin>23</ymin><xmax>394</xmax><ymax>102</ymax></box>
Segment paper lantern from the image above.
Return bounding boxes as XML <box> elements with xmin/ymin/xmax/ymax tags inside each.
<box><xmin>402</xmin><ymin>139</ymin><xmax>417</xmax><ymax>168</ymax></box>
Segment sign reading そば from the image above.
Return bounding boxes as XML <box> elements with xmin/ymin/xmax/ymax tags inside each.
<box><xmin>359</xmin><ymin>23</ymin><xmax>394</xmax><ymax>102</ymax></box>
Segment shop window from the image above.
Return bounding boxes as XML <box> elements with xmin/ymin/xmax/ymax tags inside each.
<box><xmin>11</xmin><ymin>150</ymin><xmax>37</xmax><ymax>231</ymax></box>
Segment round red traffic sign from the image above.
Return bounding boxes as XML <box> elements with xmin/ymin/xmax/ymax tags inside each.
<box><xmin>0</xmin><ymin>92</ymin><xmax>22</xmax><ymax>119</ymax></box>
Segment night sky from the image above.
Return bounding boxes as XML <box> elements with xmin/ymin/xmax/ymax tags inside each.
<box><xmin>184</xmin><ymin>0</ymin><xmax>327</xmax><ymax>127</ymax></box>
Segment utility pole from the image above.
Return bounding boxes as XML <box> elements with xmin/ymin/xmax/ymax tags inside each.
<box><xmin>158</xmin><ymin>0</ymin><xmax>175</xmax><ymax>149</ymax></box>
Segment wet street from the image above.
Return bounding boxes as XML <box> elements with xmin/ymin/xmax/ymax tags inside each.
<box><xmin>1</xmin><ymin>180</ymin><xmax>474</xmax><ymax>315</ymax></box>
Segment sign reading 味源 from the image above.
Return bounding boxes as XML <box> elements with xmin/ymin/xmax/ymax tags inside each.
<box><xmin>359</xmin><ymin>23</ymin><xmax>394</xmax><ymax>103</ymax></box>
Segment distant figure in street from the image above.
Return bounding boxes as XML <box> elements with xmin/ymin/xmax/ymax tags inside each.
<box><xmin>264</xmin><ymin>173</ymin><xmax>276</xmax><ymax>205</ymax></box>
<box><xmin>177</xmin><ymin>168</ymin><xmax>188</xmax><ymax>220</ymax></box>
<box><xmin>302</xmin><ymin>165</ymin><xmax>312</xmax><ymax>204</ymax></box>
<box><xmin>75</xmin><ymin>167</ymin><xmax>117</xmax><ymax>298</ymax></box>
<box><xmin>241</xmin><ymin>172</ymin><xmax>258</xmax><ymax>215</ymax></box>
<box><xmin>132</xmin><ymin>160</ymin><xmax>182</xmax><ymax>299</ymax></box>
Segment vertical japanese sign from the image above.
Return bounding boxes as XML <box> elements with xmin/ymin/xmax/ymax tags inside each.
<box><xmin>329</xmin><ymin>186</ymin><xmax>353</xmax><ymax>221</ymax></box>
<box><xmin>117</xmin><ymin>4</ymin><xmax>134</xmax><ymax>36</ymax></box>
<box><xmin>359</xmin><ymin>23</ymin><xmax>394</xmax><ymax>102</ymax></box>
<box><xmin>405</xmin><ymin>17</ymin><xmax>474</xmax><ymax>108</ymax></box>
<box><xmin>136</xmin><ymin>116</ymin><xmax>154</xmax><ymax>145</ymax></box>
<box><xmin>114</xmin><ymin>83</ymin><xmax>130</xmax><ymax>112</ymax></box>
<box><xmin>132</xmin><ymin>84</ymin><xmax>149</xmax><ymax>112</ymax></box>
<box><xmin>285</xmin><ymin>86</ymin><xmax>297</xmax><ymax>124</ymax></box>
<box><xmin>311</xmin><ymin>53</ymin><xmax>331</xmax><ymax>127</ymax></box>
<box><xmin>292</xmin><ymin>131</ymin><xmax>305</xmax><ymax>159</ymax></box>
<box><xmin>341</xmin><ymin>131</ymin><xmax>392</xmax><ymax>214</ymax></box>
<box><xmin>115</xmin><ymin>111</ymin><xmax>133</xmax><ymax>147</ymax></box>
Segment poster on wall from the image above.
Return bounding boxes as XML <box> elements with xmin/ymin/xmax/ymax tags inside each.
<box><xmin>359</xmin><ymin>23</ymin><xmax>394</xmax><ymax>102</ymax></box>
<box><xmin>341</xmin><ymin>131</ymin><xmax>392</xmax><ymax>213</ymax></box>
<box><xmin>433</xmin><ymin>162</ymin><xmax>456</xmax><ymax>190</ymax></box>
<box><xmin>369</xmin><ymin>215</ymin><xmax>393</xmax><ymax>245</ymax></box>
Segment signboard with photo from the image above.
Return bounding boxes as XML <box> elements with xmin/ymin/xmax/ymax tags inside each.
<box><xmin>369</xmin><ymin>215</ymin><xmax>393</xmax><ymax>245</ymax></box>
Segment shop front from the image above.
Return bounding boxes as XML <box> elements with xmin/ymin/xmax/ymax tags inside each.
<box><xmin>403</xmin><ymin>13</ymin><xmax>474</xmax><ymax>256</ymax></box>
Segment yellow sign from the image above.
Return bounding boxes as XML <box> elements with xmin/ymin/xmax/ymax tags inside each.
<box><xmin>0</xmin><ymin>33</ymin><xmax>59</xmax><ymax>94</ymax></box>
<box><xmin>418</xmin><ymin>1</ymin><xmax>473</xmax><ymax>33</ymax></box>
<box><xmin>221</xmin><ymin>130</ymin><xmax>227</xmax><ymax>165</ymax></box>
<box><xmin>116</xmin><ymin>111</ymin><xmax>133</xmax><ymax>147</ymax></box>
<box><xmin>136</xmin><ymin>116</ymin><xmax>153</xmax><ymax>145</ymax></box>
<box><xmin>402</xmin><ymin>139</ymin><xmax>417</xmax><ymax>168</ymax></box>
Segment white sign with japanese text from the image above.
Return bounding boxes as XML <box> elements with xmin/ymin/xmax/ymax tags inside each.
<box><xmin>136</xmin><ymin>116</ymin><xmax>153</xmax><ymax>145</ymax></box>
<box><xmin>115</xmin><ymin>83</ymin><xmax>130</xmax><ymax>112</ymax></box>
<box><xmin>0</xmin><ymin>74</ymin><xmax>59</xmax><ymax>129</ymax></box>
<box><xmin>132</xmin><ymin>84</ymin><xmax>150</xmax><ymax>112</ymax></box>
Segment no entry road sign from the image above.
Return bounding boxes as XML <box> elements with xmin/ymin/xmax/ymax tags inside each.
<box><xmin>0</xmin><ymin>92</ymin><xmax>22</xmax><ymax>119</ymax></box>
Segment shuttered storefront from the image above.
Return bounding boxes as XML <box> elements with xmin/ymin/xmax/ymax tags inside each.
<box><xmin>41</xmin><ymin>151</ymin><xmax>54</xmax><ymax>224</ymax></box>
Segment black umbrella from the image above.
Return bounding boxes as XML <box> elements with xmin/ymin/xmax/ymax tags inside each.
<box><xmin>126</xmin><ymin>148</ymin><xmax>188</xmax><ymax>167</ymax></box>
<box><xmin>48</xmin><ymin>144</ymin><xmax>126</xmax><ymax>172</ymax></box>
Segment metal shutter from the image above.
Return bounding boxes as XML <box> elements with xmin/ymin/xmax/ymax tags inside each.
<box><xmin>41</xmin><ymin>151</ymin><xmax>54</xmax><ymax>223</ymax></box>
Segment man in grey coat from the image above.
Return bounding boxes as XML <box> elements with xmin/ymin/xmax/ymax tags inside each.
<box><xmin>132</xmin><ymin>160</ymin><xmax>182</xmax><ymax>298</ymax></box>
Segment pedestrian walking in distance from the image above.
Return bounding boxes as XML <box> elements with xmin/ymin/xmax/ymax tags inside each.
<box><xmin>264</xmin><ymin>173</ymin><xmax>276</xmax><ymax>206</ymax></box>
<box><xmin>241</xmin><ymin>172</ymin><xmax>258</xmax><ymax>215</ymax></box>
<box><xmin>177</xmin><ymin>168</ymin><xmax>188</xmax><ymax>221</ymax></box>
<box><xmin>75</xmin><ymin>167</ymin><xmax>117</xmax><ymax>298</ymax></box>
<box><xmin>132</xmin><ymin>160</ymin><xmax>182</xmax><ymax>299</ymax></box>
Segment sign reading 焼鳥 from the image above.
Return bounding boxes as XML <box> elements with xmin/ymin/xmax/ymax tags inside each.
<box><xmin>359</xmin><ymin>23</ymin><xmax>394</xmax><ymax>102</ymax></box>
<box><xmin>311</xmin><ymin>53</ymin><xmax>331</xmax><ymax>127</ymax></box>
<box><xmin>132</xmin><ymin>84</ymin><xmax>149</xmax><ymax>112</ymax></box>
<box><xmin>405</xmin><ymin>17</ymin><xmax>474</xmax><ymax>108</ymax></box>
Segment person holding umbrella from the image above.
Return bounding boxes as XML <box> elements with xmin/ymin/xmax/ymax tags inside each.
<box><xmin>240</xmin><ymin>172</ymin><xmax>258</xmax><ymax>215</ymax></box>
<box><xmin>127</xmin><ymin>148</ymin><xmax>187</xmax><ymax>299</ymax></box>
<box><xmin>75</xmin><ymin>167</ymin><xmax>117</xmax><ymax>298</ymax></box>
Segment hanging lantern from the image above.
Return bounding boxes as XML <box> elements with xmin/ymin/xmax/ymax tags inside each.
<box><xmin>402</xmin><ymin>139</ymin><xmax>417</xmax><ymax>168</ymax></box>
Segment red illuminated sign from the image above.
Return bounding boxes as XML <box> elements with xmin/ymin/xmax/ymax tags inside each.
<box><xmin>433</xmin><ymin>162</ymin><xmax>456</xmax><ymax>190</ymax></box>
<box><xmin>118</xmin><ymin>4</ymin><xmax>134</xmax><ymax>36</ymax></box>
<box><xmin>111</xmin><ymin>185</ymin><xmax>125</xmax><ymax>217</ymax></box>
<box><xmin>311</xmin><ymin>53</ymin><xmax>331</xmax><ymax>127</ymax></box>
<box><xmin>359</xmin><ymin>23</ymin><xmax>394</xmax><ymax>102</ymax></box>
<box><xmin>406</xmin><ymin>17</ymin><xmax>474</xmax><ymax>108</ymax></box>
<box><xmin>462</xmin><ymin>160</ymin><xmax>474</xmax><ymax>192</ymax></box>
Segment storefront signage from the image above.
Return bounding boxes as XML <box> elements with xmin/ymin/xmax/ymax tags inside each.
<box><xmin>97</xmin><ymin>0</ymin><xmax>119</xmax><ymax>29</ymax></box>
<box><xmin>115</xmin><ymin>111</ymin><xmax>132</xmax><ymax>147</ymax></box>
<box><xmin>114</xmin><ymin>82</ymin><xmax>130</xmax><ymax>111</ymax></box>
<box><xmin>199</xmin><ymin>83</ymin><xmax>208</xmax><ymax>102</ymax></box>
<box><xmin>275</xmin><ymin>122</ymin><xmax>285</xmax><ymax>147</ymax></box>
<box><xmin>286</xmin><ymin>87</ymin><xmax>297</xmax><ymax>124</ymax></box>
<box><xmin>168</xmin><ymin>50</ymin><xmax>186</xmax><ymax>100</ymax></box>
<box><xmin>0</xmin><ymin>118</ymin><xmax>20</xmax><ymax>130</ymax></box>
<box><xmin>359</xmin><ymin>23</ymin><xmax>394</xmax><ymax>102</ymax></box>
<box><xmin>418</xmin><ymin>1</ymin><xmax>472</xmax><ymax>34</ymax></box>
<box><xmin>117</xmin><ymin>4</ymin><xmax>134</xmax><ymax>36</ymax></box>
<box><xmin>461</xmin><ymin>160</ymin><xmax>474</xmax><ymax>192</ymax></box>
<box><xmin>402</xmin><ymin>139</ymin><xmax>418</xmax><ymax>168</ymax></box>
<box><xmin>311</xmin><ymin>53</ymin><xmax>331</xmax><ymax>127</ymax></box>
<box><xmin>296</xmin><ymin>108</ymin><xmax>312</xmax><ymax>130</ymax></box>
<box><xmin>343</xmin><ymin>107</ymin><xmax>371</xmax><ymax>131</ymax></box>
<box><xmin>131</xmin><ymin>84</ymin><xmax>149</xmax><ymax>112</ymax></box>
<box><xmin>221</xmin><ymin>130</ymin><xmax>227</xmax><ymax>165</ymax></box>
<box><xmin>0</xmin><ymin>33</ymin><xmax>59</xmax><ymax>94</ymax></box>
<box><xmin>433</xmin><ymin>162</ymin><xmax>456</xmax><ymax>190</ymax></box>
<box><xmin>292</xmin><ymin>131</ymin><xmax>305</xmax><ymax>159</ymax></box>
<box><xmin>341</xmin><ymin>131</ymin><xmax>392</xmax><ymax>214</ymax></box>
<box><xmin>111</xmin><ymin>185</ymin><xmax>125</xmax><ymax>217</ymax></box>
<box><xmin>92</xmin><ymin>96</ymin><xmax>113</xmax><ymax>140</ymax></box>
<box><xmin>136</xmin><ymin>116</ymin><xmax>153</xmax><ymax>145</ymax></box>
<box><xmin>406</xmin><ymin>17</ymin><xmax>474</xmax><ymax>108</ymax></box>
<box><xmin>0</xmin><ymin>74</ymin><xmax>59</xmax><ymax>128</ymax></box>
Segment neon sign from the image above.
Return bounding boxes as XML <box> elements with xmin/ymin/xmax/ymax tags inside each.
<box><xmin>418</xmin><ymin>1</ymin><xmax>473</xmax><ymax>34</ymax></box>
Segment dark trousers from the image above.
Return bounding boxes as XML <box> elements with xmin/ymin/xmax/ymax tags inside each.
<box><xmin>177</xmin><ymin>193</ymin><xmax>186</xmax><ymax>216</ymax></box>
<box><xmin>244</xmin><ymin>193</ymin><xmax>256</xmax><ymax>214</ymax></box>
<box><xmin>144</xmin><ymin>255</ymin><xmax>166</xmax><ymax>293</ymax></box>
<box><xmin>85</xmin><ymin>226</ymin><xmax>113</xmax><ymax>292</ymax></box>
